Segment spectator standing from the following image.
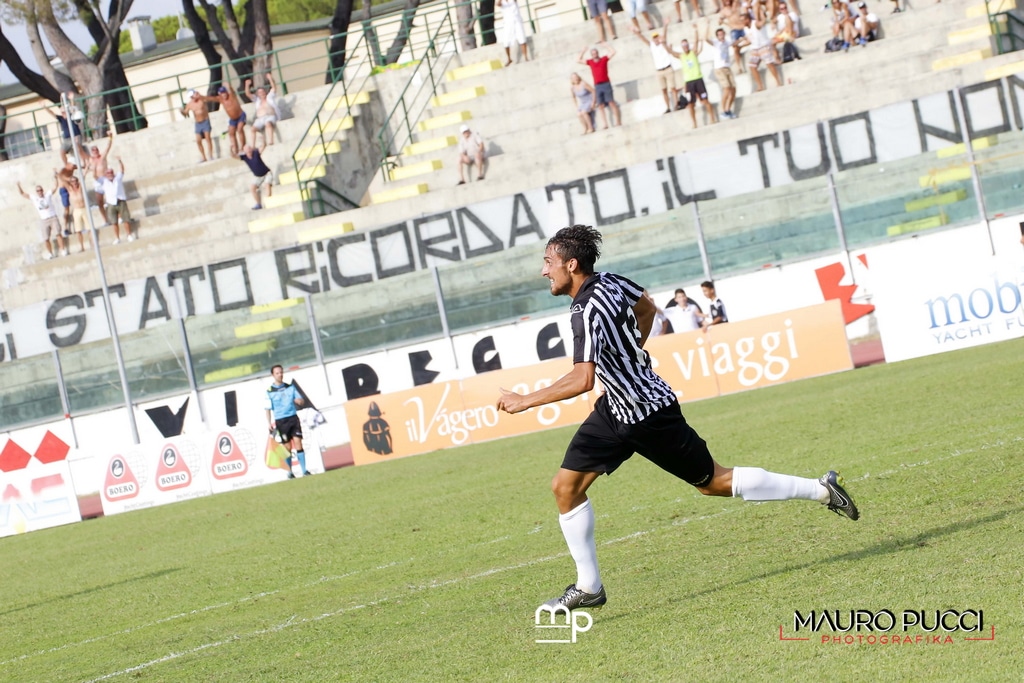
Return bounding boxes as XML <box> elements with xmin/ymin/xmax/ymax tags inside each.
<box><xmin>246</xmin><ymin>73</ymin><xmax>282</xmax><ymax>151</ymax></box>
<box><xmin>586</xmin><ymin>0</ymin><xmax>617</xmax><ymax>42</ymax></box>
<box><xmin>701</xmin><ymin>279</ymin><xmax>728</xmax><ymax>324</ymax></box>
<box><xmin>718</xmin><ymin>0</ymin><xmax>748</xmax><ymax>73</ymax></box>
<box><xmin>570</xmin><ymin>73</ymin><xmax>597</xmax><ymax>135</ymax></box>
<box><xmin>45</xmin><ymin>99</ymin><xmax>86</xmax><ymax>166</ymax></box>
<box><xmin>85</xmin><ymin>133</ymin><xmax>114</xmax><ymax>220</ymax></box>
<box><xmin>265</xmin><ymin>364</ymin><xmax>310</xmax><ymax>478</ymax></box>
<box><xmin>18</xmin><ymin>179</ymin><xmax>66</xmax><ymax>259</ymax></box>
<box><xmin>665</xmin><ymin>288</ymin><xmax>705</xmax><ymax>332</ymax></box>
<box><xmin>579</xmin><ymin>43</ymin><xmax>623</xmax><ymax>128</ymax></box>
<box><xmin>102</xmin><ymin>157</ymin><xmax>134</xmax><ymax>244</ymax></box>
<box><xmin>625</xmin><ymin>0</ymin><xmax>656</xmax><ymax>33</ymax></box>
<box><xmin>239</xmin><ymin>144</ymin><xmax>274</xmax><ymax>210</ymax></box>
<box><xmin>206</xmin><ymin>83</ymin><xmax>247</xmax><ymax>155</ymax></box>
<box><xmin>853</xmin><ymin>2</ymin><xmax>880</xmax><ymax>45</ymax></box>
<box><xmin>631</xmin><ymin>23</ymin><xmax>681</xmax><ymax>115</ymax></box>
<box><xmin>456</xmin><ymin>124</ymin><xmax>486</xmax><ymax>185</ymax></box>
<box><xmin>678</xmin><ymin>27</ymin><xmax>718</xmax><ymax>128</ymax></box>
<box><xmin>739</xmin><ymin>8</ymin><xmax>783</xmax><ymax>91</ymax></box>
<box><xmin>500</xmin><ymin>0</ymin><xmax>530</xmax><ymax>66</ymax></box>
<box><xmin>706</xmin><ymin>25</ymin><xmax>738</xmax><ymax>118</ymax></box>
<box><xmin>58</xmin><ymin>174</ymin><xmax>91</xmax><ymax>253</ymax></box>
<box><xmin>181</xmin><ymin>89</ymin><xmax>215</xmax><ymax>162</ymax></box>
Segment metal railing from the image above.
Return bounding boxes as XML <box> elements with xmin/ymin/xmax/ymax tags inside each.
<box><xmin>987</xmin><ymin>0</ymin><xmax>1024</xmax><ymax>54</ymax></box>
<box><xmin>375</xmin><ymin>13</ymin><xmax>459</xmax><ymax>184</ymax></box>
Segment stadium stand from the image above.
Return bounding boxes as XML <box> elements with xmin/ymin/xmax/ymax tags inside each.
<box><xmin>0</xmin><ymin>0</ymin><xmax>1019</xmax><ymax>313</ymax></box>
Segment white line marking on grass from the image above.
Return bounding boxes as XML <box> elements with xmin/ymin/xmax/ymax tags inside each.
<box><xmin>54</xmin><ymin>438</ymin><xmax>1024</xmax><ymax>679</ymax></box>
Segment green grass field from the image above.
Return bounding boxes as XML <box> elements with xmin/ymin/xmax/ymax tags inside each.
<box><xmin>3</xmin><ymin>339</ymin><xmax>1023</xmax><ymax>682</ymax></box>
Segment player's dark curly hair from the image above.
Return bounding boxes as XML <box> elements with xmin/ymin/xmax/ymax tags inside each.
<box><xmin>547</xmin><ymin>224</ymin><xmax>602</xmax><ymax>275</ymax></box>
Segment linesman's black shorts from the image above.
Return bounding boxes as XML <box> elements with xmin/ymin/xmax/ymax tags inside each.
<box><xmin>561</xmin><ymin>395</ymin><xmax>715</xmax><ymax>488</ymax></box>
<box><xmin>276</xmin><ymin>414</ymin><xmax>303</xmax><ymax>442</ymax></box>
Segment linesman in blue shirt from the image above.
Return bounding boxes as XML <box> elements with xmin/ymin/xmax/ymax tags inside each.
<box><xmin>265</xmin><ymin>364</ymin><xmax>310</xmax><ymax>477</ymax></box>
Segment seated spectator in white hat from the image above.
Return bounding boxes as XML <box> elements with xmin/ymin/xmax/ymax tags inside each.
<box><xmin>456</xmin><ymin>124</ymin><xmax>486</xmax><ymax>185</ymax></box>
<box><xmin>854</xmin><ymin>2</ymin><xmax>880</xmax><ymax>45</ymax></box>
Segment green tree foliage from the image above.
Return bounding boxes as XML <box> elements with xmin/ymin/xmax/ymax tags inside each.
<box><xmin>115</xmin><ymin>1</ymin><xmax>340</xmax><ymax>54</ymax></box>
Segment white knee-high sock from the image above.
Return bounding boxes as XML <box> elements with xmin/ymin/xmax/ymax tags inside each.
<box><xmin>731</xmin><ymin>466</ymin><xmax>828</xmax><ymax>502</ymax></box>
<box><xmin>559</xmin><ymin>499</ymin><xmax>601</xmax><ymax>594</ymax></box>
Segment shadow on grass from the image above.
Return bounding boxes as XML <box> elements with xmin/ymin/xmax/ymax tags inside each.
<box><xmin>681</xmin><ymin>506</ymin><xmax>1020</xmax><ymax>601</ymax></box>
<box><xmin>0</xmin><ymin>567</ymin><xmax>182</xmax><ymax>616</ymax></box>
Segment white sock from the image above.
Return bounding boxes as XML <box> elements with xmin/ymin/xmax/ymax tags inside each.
<box><xmin>558</xmin><ymin>499</ymin><xmax>601</xmax><ymax>594</ymax></box>
<box><xmin>731</xmin><ymin>466</ymin><xmax>828</xmax><ymax>502</ymax></box>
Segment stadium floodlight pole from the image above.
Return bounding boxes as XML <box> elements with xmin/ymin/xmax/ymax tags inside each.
<box><xmin>62</xmin><ymin>93</ymin><xmax>140</xmax><ymax>445</ymax></box>
<box><xmin>953</xmin><ymin>87</ymin><xmax>994</xmax><ymax>256</ymax></box>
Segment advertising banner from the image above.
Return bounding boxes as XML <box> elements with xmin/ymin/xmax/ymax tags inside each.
<box><xmin>0</xmin><ymin>432</ymin><xmax>81</xmax><ymax>537</ymax></box>
<box><xmin>346</xmin><ymin>301</ymin><xmax>853</xmax><ymax>464</ymax></box>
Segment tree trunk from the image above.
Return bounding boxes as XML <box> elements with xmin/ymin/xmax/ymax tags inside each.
<box><xmin>37</xmin><ymin>16</ymin><xmax>107</xmax><ymax>138</ymax></box>
<box><xmin>479</xmin><ymin>0</ymin><xmax>496</xmax><ymax>46</ymax></box>
<box><xmin>251</xmin><ymin>0</ymin><xmax>273</xmax><ymax>82</ymax></box>
<box><xmin>198</xmin><ymin>0</ymin><xmax>254</xmax><ymax>88</ymax></box>
<box><xmin>25</xmin><ymin>15</ymin><xmax>77</xmax><ymax>93</ymax></box>
<box><xmin>0</xmin><ymin>25</ymin><xmax>61</xmax><ymax>102</ymax></box>
<box><xmin>326</xmin><ymin>0</ymin><xmax>355</xmax><ymax>83</ymax></box>
<box><xmin>457</xmin><ymin>2</ymin><xmax>477</xmax><ymax>51</ymax></box>
<box><xmin>384</xmin><ymin>0</ymin><xmax>422</xmax><ymax>65</ymax></box>
<box><xmin>181</xmin><ymin>0</ymin><xmax>225</xmax><ymax>101</ymax></box>
<box><xmin>103</xmin><ymin>52</ymin><xmax>148</xmax><ymax>132</ymax></box>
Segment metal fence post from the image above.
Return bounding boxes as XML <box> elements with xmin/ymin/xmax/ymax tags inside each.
<box><xmin>692</xmin><ymin>200</ymin><xmax>712</xmax><ymax>282</ymax></box>
<box><xmin>431</xmin><ymin>266</ymin><xmax>458</xmax><ymax>369</ymax></box>
<box><xmin>305</xmin><ymin>296</ymin><xmax>332</xmax><ymax>395</ymax></box>
<box><xmin>827</xmin><ymin>172</ymin><xmax>857</xmax><ymax>286</ymax></box>
<box><xmin>52</xmin><ymin>349</ymin><xmax>78</xmax><ymax>449</ymax></box>
<box><xmin>954</xmin><ymin>86</ymin><xmax>995</xmax><ymax>255</ymax></box>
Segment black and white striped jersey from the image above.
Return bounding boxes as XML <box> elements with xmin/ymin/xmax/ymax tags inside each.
<box><xmin>570</xmin><ymin>272</ymin><xmax>676</xmax><ymax>424</ymax></box>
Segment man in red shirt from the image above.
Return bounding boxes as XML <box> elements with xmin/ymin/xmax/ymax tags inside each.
<box><xmin>577</xmin><ymin>42</ymin><xmax>622</xmax><ymax>129</ymax></box>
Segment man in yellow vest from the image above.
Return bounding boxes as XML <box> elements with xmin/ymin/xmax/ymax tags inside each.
<box><xmin>678</xmin><ymin>25</ymin><xmax>718</xmax><ymax>129</ymax></box>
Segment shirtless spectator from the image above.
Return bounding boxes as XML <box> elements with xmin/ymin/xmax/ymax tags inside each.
<box><xmin>181</xmin><ymin>89</ymin><xmax>214</xmax><ymax>162</ymax></box>
<box><xmin>246</xmin><ymin>73</ymin><xmax>282</xmax><ymax>152</ymax></box>
<box><xmin>718</xmin><ymin>0</ymin><xmax>747</xmax><ymax>73</ymax></box>
<box><xmin>853</xmin><ymin>2</ymin><xmax>880</xmax><ymax>46</ymax></box>
<box><xmin>706</xmin><ymin>24</ymin><xmax>738</xmax><ymax>118</ymax></box>
<box><xmin>578</xmin><ymin>42</ymin><xmax>622</xmax><ymax>128</ymax></box>
<box><xmin>57</xmin><ymin>172</ymin><xmax>91</xmax><ymax>253</ymax></box>
<box><xmin>205</xmin><ymin>82</ymin><xmax>246</xmax><ymax>155</ymax></box>
<box><xmin>18</xmin><ymin>178</ymin><xmax>66</xmax><ymax>260</ymax></box>
<box><xmin>85</xmin><ymin>133</ymin><xmax>114</xmax><ymax>219</ymax></box>
<box><xmin>738</xmin><ymin>6</ymin><xmax>782</xmax><ymax>91</ymax></box>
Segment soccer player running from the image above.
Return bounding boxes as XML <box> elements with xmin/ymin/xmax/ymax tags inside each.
<box><xmin>496</xmin><ymin>225</ymin><xmax>859</xmax><ymax>611</ymax></box>
<box><xmin>265</xmin><ymin>364</ymin><xmax>311</xmax><ymax>478</ymax></box>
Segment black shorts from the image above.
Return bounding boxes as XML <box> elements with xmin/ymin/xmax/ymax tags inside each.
<box><xmin>685</xmin><ymin>79</ymin><xmax>708</xmax><ymax>101</ymax></box>
<box><xmin>561</xmin><ymin>395</ymin><xmax>714</xmax><ymax>487</ymax></box>
<box><xmin>276</xmin><ymin>414</ymin><xmax>303</xmax><ymax>442</ymax></box>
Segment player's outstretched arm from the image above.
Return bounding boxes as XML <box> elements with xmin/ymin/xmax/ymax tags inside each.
<box><xmin>497</xmin><ymin>362</ymin><xmax>595</xmax><ymax>414</ymax></box>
